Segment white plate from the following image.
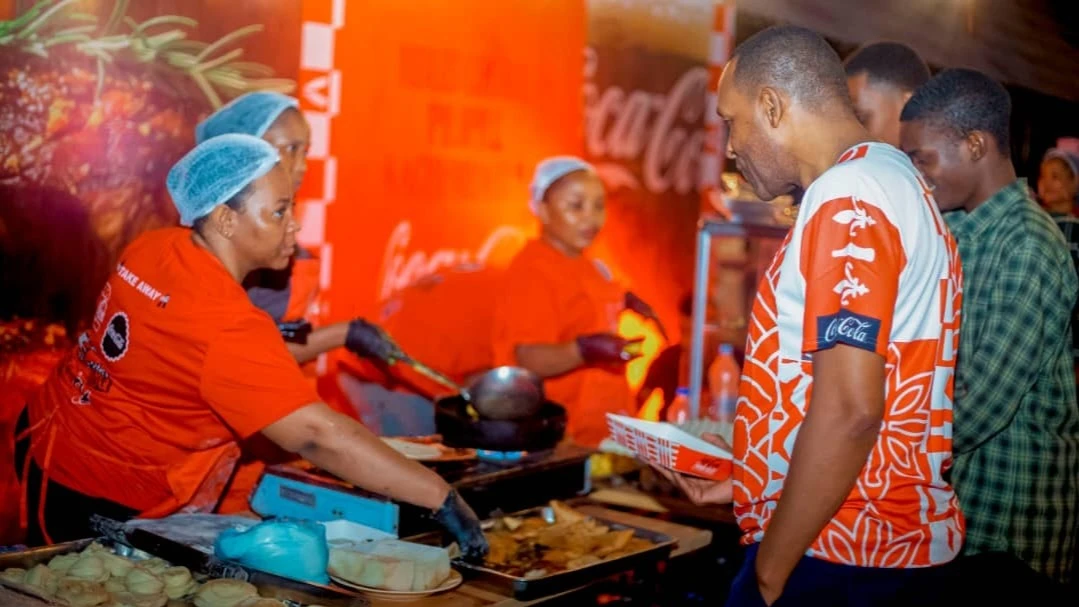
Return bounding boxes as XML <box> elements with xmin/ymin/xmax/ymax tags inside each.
<box><xmin>381</xmin><ymin>437</ymin><xmax>442</xmax><ymax>460</ymax></box>
<box><xmin>328</xmin><ymin>568</ymin><xmax>463</xmax><ymax>600</ymax></box>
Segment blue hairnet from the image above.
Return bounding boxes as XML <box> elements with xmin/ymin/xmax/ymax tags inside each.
<box><xmin>195</xmin><ymin>91</ymin><xmax>299</xmax><ymax>143</ymax></box>
<box><xmin>529</xmin><ymin>156</ymin><xmax>596</xmax><ymax>214</ymax></box>
<box><xmin>167</xmin><ymin>134</ymin><xmax>280</xmax><ymax>226</ymax></box>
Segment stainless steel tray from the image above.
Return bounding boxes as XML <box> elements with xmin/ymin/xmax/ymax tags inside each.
<box><xmin>0</xmin><ymin>539</ymin><xmax>97</xmax><ymax>570</ymax></box>
<box><xmin>0</xmin><ymin>538</ymin><xmax>166</xmax><ymax>605</ymax></box>
<box><xmin>425</xmin><ymin>505</ymin><xmax>677</xmax><ymax>600</ymax></box>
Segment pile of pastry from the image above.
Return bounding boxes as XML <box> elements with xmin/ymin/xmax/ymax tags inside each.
<box><xmin>0</xmin><ymin>543</ymin><xmax>297</xmax><ymax>607</ymax></box>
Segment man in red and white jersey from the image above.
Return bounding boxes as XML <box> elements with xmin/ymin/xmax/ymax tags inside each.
<box><xmin>658</xmin><ymin>26</ymin><xmax>963</xmax><ymax>606</ymax></box>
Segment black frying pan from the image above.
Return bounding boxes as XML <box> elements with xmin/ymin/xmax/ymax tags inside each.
<box><xmin>434</xmin><ymin>395</ymin><xmax>566</xmax><ymax>452</ymax></box>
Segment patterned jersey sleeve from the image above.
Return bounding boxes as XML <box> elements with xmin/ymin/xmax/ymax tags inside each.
<box><xmin>799</xmin><ymin>192</ymin><xmax>907</xmax><ymax>357</ymax></box>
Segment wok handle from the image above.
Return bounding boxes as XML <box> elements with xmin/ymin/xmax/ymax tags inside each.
<box><xmin>400</xmin><ymin>356</ymin><xmax>471</xmax><ymax>400</ymax></box>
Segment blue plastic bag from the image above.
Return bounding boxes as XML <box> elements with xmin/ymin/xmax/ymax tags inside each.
<box><xmin>214</xmin><ymin>519</ymin><xmax>329</xmax><ymax>584</ymax></box>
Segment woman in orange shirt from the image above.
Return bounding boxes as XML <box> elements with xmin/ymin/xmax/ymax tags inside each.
<box><xmin>15</xmin><ymin>135</ymin><xmax>486</xmax><ymax>559</ymax></box>
<box><xmin>197</xmin><ymin>93</ymin><xmax>437</xmax><ymax>512</ymax></box>
<box><xmin>492</xmin><ymin>157</ymin><xmax>663</xmax><ymax>446</ymax></box>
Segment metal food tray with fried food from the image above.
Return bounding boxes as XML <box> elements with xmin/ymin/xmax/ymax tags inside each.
<box><xmin>0</xmin><ymin>539</ymin><xmax>96</xmax><ymax>605</ymax></box>
<box><xmin>0</xmin><ymin>538</ymin><xmax>166</xmax><ymax>605</ymax></box>
<box><xmin>454</xmin><ymin>505</ymin><xmax>677</xmax><ymax>600</ymax></box>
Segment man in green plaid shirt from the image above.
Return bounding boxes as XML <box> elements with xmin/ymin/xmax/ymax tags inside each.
<box><xmin>901</xmin><ymin>69</ymin><xmax>1079</xmax><ymax>591</ymax></box>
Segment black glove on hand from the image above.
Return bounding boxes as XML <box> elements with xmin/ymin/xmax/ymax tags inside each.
<box><xmin>345</xmin><ymin>319</ymin><xmax>404</xmax><ymax>362</ymax></box>
<box><xmin>432</xmin><ymin>489</ymin><xmax>488</xmax><ymax>561</ymax></box>
<box><xmin>624</xmin><ymin>291</ymin><xmax>669</xmax><ymax>340</ymax></box>
<box><xmin>576</xmin><ymin>333</ymin><xmax>644</xmax><ymax>365</ymax></box>
<box><xmin>277</xmin><ymin>320</ymin><xmax>312</xmax><ymax>344</ymax></box>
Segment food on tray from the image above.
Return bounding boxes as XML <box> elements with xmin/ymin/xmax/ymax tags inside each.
<box><xmin>124</xmin><ymin>566</ymin><xmax>165</xmax><ymax>595</ymax></box>
<box><xmin>0</xmin><ymin>567</ymin><xmax>26</xmax><ymax>584</ymax></box>
<box><xmin>328</xmin><ymin>539</ymin><xmax>452</xmax><ymax>592</ymax></box>
<box><xmin>0</xmin><ymin>542</ymin><xmax>201</xmax><ymax>605</ymax></box>
<box><xmin>236</xmin><ymin>598</ymin><xmax>288</xmax><ymax>607</ymax></box>
<box><xmin>24</xmin><ymin>564</ymin><xmax>59</xmax><ymax>595</ymax></box>
<box><xmin>55</xmin><ymin>577</ymin><xmax>110</xmax><ymax>607</ymax></box>
<box><xmin>109</xmin><ymin>590</ymin><xmax>168</xmax><ymax>607</ymax></box>
<box><xmin>482</xmin><ymin>501</ymin><xmax>655</xmax><ymax>578</ymax></box>
<box><xmin>192</xmin><ymin>579</ymin><xmax>258</xmax><ymax>607</ymax></box>
<box><xmin>68</xmin><ymin>555</ymin><xmax>109</xmax><ymax>583</ymax></box>
<box><xmin>381</xmin><ymin>437</ymin><xmax>443</xmax><ymax>460</ymax></box>
<box><xmin>48</xmin><ymin>552</ymin><xmax>80</xmax><ymax>573</ymax></box>
<box><xmin>162</xmin><ymin>566</ymin><xmax>199</xmax><ymax>600</ymax></box>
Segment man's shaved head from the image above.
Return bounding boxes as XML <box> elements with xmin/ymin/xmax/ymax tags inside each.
<box><xmin>844</xmin><ymin>42</ymin><xmax>930</xmax><ymax>146</ymax></box>
<box><xmin>717</xmin><ymin>26</ymin><xmax>863</xmax><ymax>201</ymax></box>
<box><xmin>844</xmin><ymin>42</ymin><xmax>931</xmax><ymax>94</ymax></box>
<box><xmin>730</xmin><ymin>25</ymin><xmax>853</xmax><ymax>112</ymax></box>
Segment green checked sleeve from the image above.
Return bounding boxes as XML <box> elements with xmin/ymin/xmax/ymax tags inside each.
<box><xmin>951</xmin><ymin>231</ymin><xmax>1049</xmax><ymax>454</ymax></box>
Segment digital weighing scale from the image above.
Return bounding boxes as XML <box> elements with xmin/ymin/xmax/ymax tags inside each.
<box><xmin>250</xmin><ymin>443</ymin><xmax>594</xmax><ymax>537</ymax></box>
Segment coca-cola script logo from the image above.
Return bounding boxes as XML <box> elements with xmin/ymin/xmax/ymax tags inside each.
<box><xmin>818</xmin><ymin>312</ymin><xmax>881</xmax><ymax>350</ymax></box>
<box><xmin>583</xmin><ymin>47</ymin><xmax>708</xmax><ymax>196</ymax></box>
<box><xmin>378</xmin><ymin>220</ymin><xmax>528</xmax><ymax>300</ymax></box>
<box><xmin>101</xmin><ymin>311</ymin><xmax>130</xmax><ymax>363</ymax></box>
<box><xmin>688</xmin><ymin>456</ymin><xmax>729</xmax><ymax>478</ymax></box>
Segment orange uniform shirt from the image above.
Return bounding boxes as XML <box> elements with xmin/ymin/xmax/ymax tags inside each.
<box><xmin>218</xmin><ymin>251</ymin><xmax>327</xmax><ymax>514</ymax></box>
<box><xmin>492</xmin><ymin>239</ymin><xmax>633</xmax><ymax>447</ymax></box>
<box><xmin>28</xmin><ymin>228</ymin><xmax>319</xmax><ymax>516</ymax></box>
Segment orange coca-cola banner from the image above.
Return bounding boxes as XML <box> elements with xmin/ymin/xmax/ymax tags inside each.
<box><xmin>584</xmin><ymin>0</ymin><xmax>717</xmax><ymax>336</ymax></box>
<box><xmin>301</xmin><ymin>1</ymin><xmax>720</xmax><ymax>392</ymax></box>
<box><xmin>297</xmin><ymin>0</ymin><xmax>586</xmax><ymax>321</ymax></box>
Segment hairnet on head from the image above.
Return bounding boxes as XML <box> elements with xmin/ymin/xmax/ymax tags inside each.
<box><xmin>195</xmin><ymin>91</ymin><xmax>299</xmax><ymax>143</ymax></box>
<box><xmin>168</xmin><ymin>134</ymin><xmax>280</xmax><ymax>226</ymax></box>
<box><xmin>1045</xmin><ymin>149</ymin><xmax>1079</xmax><ymax>180</ymax></box>
<box><xmin>529</xmin><ymin>156</ymin><xmax>596</xmax><ymax>215</ymax></box>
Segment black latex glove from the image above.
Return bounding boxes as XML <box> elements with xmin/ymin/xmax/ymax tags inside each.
<box><xmin>345</xmin><ymin>319</ymin><xmax>405</xmax><ymax>362</ymax></box>
<box><xmin>624</xmin><ymin>291</ymin><xmax>669</xmax><ymax>341</ymax></box>
<box><xmin>576</xmin><ymin>333</ymin><xmax>644</xmax><ymax>366</ymax></box>
<box><xmin>277</xmin><ymin>320</ymin><xmax>312</xmax><ymax>344</ymax></box>
<box><xmin>432</xmin><ymin>489</ymin><xmax>488</xmax><ymax>561</ymax></box>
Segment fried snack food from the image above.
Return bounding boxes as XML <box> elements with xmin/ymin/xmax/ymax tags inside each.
<box><xmin>161</xmin><ymin>566</ymin><xmax>198</xmax><ymax>599</ymax></box>
<box><xmin>124</xmin><ymin>567</ymin><xmax>165</xmax><ymax>596</ymax></box>
<box><xmin>49</xmin><ymin>553</ymin><xmax>81</xmax><ymax>574</ymax></box>
<box><xmin>25</xmin><ymin>563</ymin><xmax>60</xmax><ymax>595</ymax></box>
<box><xmin>482</xmin><ymin>501</ymin><xmax>655</xmax><ymax>578</ymax></box>
<box><xmin>56</xmin><ymin>578</ymin><xmax>110</xmax><ymax>607</ymax></box>
<box><xmin>0</xmin><ymin>567</ymin><xmax>27</xmax><ymax>584</ymax></box>
<box><xmin>192</xmin><ymin>579</ymin><xmax>258</xmax><ymax>607</ymax></box>
<box><xmin>69</xmin><ymin>555</ymin><xmax>110</xmax><ymax>583</ymax></box>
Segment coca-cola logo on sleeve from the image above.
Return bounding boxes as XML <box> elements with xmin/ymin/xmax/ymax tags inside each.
<box><xmin>816</xmin><ymin>311</ymin><xmax>881</xmax><ymax>352</ymax></box>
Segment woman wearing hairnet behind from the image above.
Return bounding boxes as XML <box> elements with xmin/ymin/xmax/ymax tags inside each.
<box><xmin>13</xmin><ymin>135</ymin><xmax>488</xmax><ymax>560</ymax></box>
<box><xmin>491</xmin><ymin>157</ymin><xmax>666</xmax><ymax>447</ymax></box>
<box><xmin>195</xmin><ymin>92</ymin><xmax>401</xmax><ymax>381</ymax></box>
